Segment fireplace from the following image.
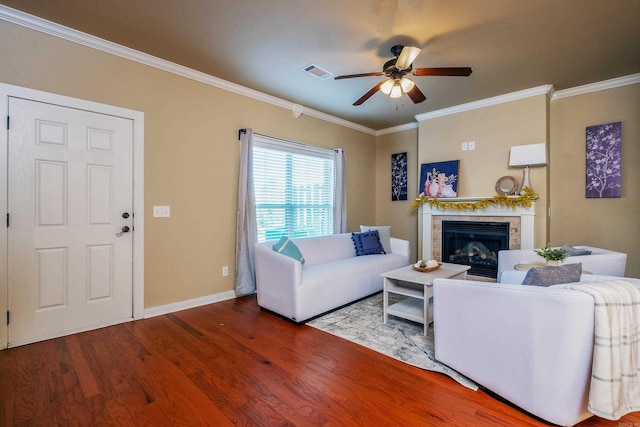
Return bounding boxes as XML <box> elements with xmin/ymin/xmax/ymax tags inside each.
<box><xmin>442</xmin><ymin>220</ymin><xmax>510</xmax><ymax>278</ymax></box>
<box><xmin>421</xmin><ymin>196</ymin><xmax>536</xmax><ymax>267</ymax></box>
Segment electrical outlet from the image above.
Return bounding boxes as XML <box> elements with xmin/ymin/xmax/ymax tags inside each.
<box><xmin>222</xmin><ymin>266</ymin><xmax>229</xmax><ymax>277</ymax></box>
<box><xmin>461</xmin><ymin>142</ymin><xmax>468</xmax><ymax>151</ymax></box>
<box><xmin>468</xmin><ymin>141</ymin><xmax>476</xmax><ymax>150</ymax></box>
<box><xmin>153</xmin><ymin>205</ymin><xmax>171</xmax><ymax>217</ymax></box>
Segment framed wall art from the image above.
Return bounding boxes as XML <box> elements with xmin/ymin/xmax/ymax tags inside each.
<box><xmin>586</xmin><ymin>121</ymin><xmax>621</xmax><ymax>198</ymax></box>
<box><xmin>391</xmin><ymin>152</ymin><xmax>408</xmax><ymax>201</ymax></box>
<box><xmin>420</xmin><ymin>160</ymin><xmax>459</xmax><ymax>198</ymax></box>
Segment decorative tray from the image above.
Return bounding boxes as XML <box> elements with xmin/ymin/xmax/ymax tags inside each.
<box><xmin>413</xmin><ymin>263</ymin><xmax>442</xmax><ymax>273</ymax></box>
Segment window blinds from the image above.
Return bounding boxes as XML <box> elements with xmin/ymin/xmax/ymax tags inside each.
<box><xmin>252</xmin><ymin>135</ymin><xmax>335</xmax><ymax>242</ymax></box>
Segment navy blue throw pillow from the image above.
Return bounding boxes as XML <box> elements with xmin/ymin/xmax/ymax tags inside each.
<box><xmin>351</xmin><ymin>230</ymin><xmax>386</xmax><ymax>256</ymax></box>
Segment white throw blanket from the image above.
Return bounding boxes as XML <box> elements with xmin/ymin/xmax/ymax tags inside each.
<box><xmin>555</xmin><ymin>280</ymin><xmax>640</xmax><ymax>420</ymax></box>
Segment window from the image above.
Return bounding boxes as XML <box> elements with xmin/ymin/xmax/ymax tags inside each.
<box><xmin>253</xmin><ymin>135</ymin><xmax>335</xmax><ymax>242</ymax></box>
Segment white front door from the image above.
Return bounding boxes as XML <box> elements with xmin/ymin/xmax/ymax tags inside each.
<box><xmin>7</xmin><ymin>97</ymin><xmax>134</xmax><ymax>346</ymax></box>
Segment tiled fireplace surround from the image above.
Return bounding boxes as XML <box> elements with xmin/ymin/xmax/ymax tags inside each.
<box><xmin>421</xmin><ymin>198</ymin><xmax>536</xmax><ymax>261</ymax></box>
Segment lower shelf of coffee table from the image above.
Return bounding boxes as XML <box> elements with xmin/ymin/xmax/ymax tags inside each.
<box><xmin>387</xmin><ymin>298</ymin><xmax>425</xmax><ymax>324</ymax></box>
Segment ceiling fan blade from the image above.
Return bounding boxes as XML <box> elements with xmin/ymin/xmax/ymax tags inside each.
<box><xmin>406</xmin><ymin>85</ymin><xmax>427</xmax><ymax>104</ymax></box>
<box><xmin>396</xmin><ymin>46</ymin><xmax>422</xmax><ymax>70</ymax></box>
<box><xmin>335</xmin><ymin>72</ymin><xmax>385</xmax><ymax>80</ymax></box>
<box><xmin>413</xmin><ymin>67</ymin><xmax>473</xmax><ymax>77</ymax></box>
<box><xmin>353</xmin><ymin>82</ymin><xmax>384</xmax><ymax>106</ymax></box>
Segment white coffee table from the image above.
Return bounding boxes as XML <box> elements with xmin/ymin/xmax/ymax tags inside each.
<box><xmin>381</xmin><ymin>263</ymin><xmax>470</xmax><ymax>335</ymax></box>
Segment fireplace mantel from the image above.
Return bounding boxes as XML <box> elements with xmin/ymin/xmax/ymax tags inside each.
<box><xmin>421</xmin><ymin>197</ymin><xmax>536</xmax><ymax>260</ymax></box>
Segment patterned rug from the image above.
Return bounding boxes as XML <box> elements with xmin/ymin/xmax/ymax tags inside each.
<box><xmin>307</xmin><ymin>292</ymin><xmax>478</xmax><ymax>390</ymax></box>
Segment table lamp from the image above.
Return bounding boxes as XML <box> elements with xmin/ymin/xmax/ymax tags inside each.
<box><xmin>508</xmin><ymin>143</ymin><xmax>547</xmax><ymax>194</ymax></box>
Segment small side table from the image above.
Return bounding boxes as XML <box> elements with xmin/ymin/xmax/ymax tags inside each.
<box><xmin>381</xmin><ymin>263</ymin><xmax>470</xmax><ymax>335</ymax></box>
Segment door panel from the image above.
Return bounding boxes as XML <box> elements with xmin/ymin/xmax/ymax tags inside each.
<box><xmin>37</xmin><ymin>160</ymin><xmax>67</xmax><ymax>225</ymax></box>
<box><xmin>87</xmin><ymin>244</ymin><xmax>114</xmax><ymax>301</ymax></box>
<box><xmin>8</xmin><ymin>98</ymin><xmax>133</xmax><ymax>346</ymax></box>
<box><xmin>36</xmin><ymin>247</ymin><xmax>67</xmax><ymax>309</ymax></box>
<box><xmin>88</xmin><ymin>164</ymin><xmax>114</xmax><ymax>225</ymax></box>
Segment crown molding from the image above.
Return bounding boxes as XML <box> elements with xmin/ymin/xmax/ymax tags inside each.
<box><xmin>6</xmin><ymin>5</ymin><xmax>637</xmax><ymax>138</ymax></box>
<box><xmin>415</xmin><ymin>85</ymin><xmax>554</xmax><ymax>122</ymax></box>
<box><xmin>0</xmin><ymin>5</ymin><xmax>377</xmax><ymax>136</ymax></box>
<box><xmin>551</xmin><ymin>73</ymin><xmax>640</xmax><ymax>100</ymax></box>
<box><xmin>375</xmin><ymin>121</ymin><xmax>418</xmax><ymax>136</ymax></box>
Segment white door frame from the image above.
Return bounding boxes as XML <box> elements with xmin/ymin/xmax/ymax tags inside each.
<box><xmin>0</xmin><ymin>82</ymin><xmax>144</xmax><ymax>350</ymax></box>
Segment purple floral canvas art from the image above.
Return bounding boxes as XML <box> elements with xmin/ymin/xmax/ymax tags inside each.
<box><xmin>586</xmin><ymin>122</ymin><xmax>622</xmax><ymax>198</ymax></box>
<box><xmin>391</xmin><ymin>152</ymin><xmax>408</xmax><ymax>201</ymax></box>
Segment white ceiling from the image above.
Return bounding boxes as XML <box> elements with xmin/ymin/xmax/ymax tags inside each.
<box><xmin>1</xmin><ymin>0</ymin><xmax>639</xmax><ymax>130</ymax></box>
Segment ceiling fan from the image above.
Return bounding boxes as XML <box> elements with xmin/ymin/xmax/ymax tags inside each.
<box><xmin>335</xmin><ymin>45</ymin><xmax>472</xmax><ymax>106</ymax></box>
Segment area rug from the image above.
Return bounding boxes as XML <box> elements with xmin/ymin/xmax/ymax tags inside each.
<box><xmin>307</xmin><ymin>293</ymin><xmax>478</xmax><ymax>390</ymax></box>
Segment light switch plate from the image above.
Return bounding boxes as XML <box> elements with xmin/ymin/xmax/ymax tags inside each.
<box><xmin>468</xmin><ymin>141</ymin><xmax>476</xmax><ymax>150</ymax></box>
<box><xmin>153</xmin><ymin>205</ymin><xmax>170</xmax><ymax>217</ymax></box>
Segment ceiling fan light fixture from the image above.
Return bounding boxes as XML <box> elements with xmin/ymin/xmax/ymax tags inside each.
<box><xmin>390</xmin><ymin>83</ymin><xmax>402</xmax><ymax>98</ymax></box>
<box><xmin>399</xmin><ymin>77</ymin><xmax>415</xmax><ymax>93</ymax></box>
<box><xmin>380</xmin><ymin>79</ymin><xmax>394</xmax><ymax>95</ymax></box>
<box><xmin>335</xmin><ymin>43</ymin><xmax>471</xmax><ymax>106</ymax></box>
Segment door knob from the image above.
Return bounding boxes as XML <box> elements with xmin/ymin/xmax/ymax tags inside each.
<box><xmin>116</xmin><ymin>226</ymin><xmax>130</xmax><ymax>237</ymax></box>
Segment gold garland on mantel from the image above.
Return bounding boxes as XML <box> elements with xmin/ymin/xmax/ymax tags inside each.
<box><xmin>411</xmin><ymin>187</ymin><xmax>539</xmax><ymax>211</ymax></box>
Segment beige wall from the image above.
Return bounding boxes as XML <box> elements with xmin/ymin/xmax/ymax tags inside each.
<box><xmin>1</xmin><ymin>19</ymin><xmax>638</xmax><ymax>316</ymax></box>
<box><xmin>550</xmin><ymin>83</ymin><xmax>640</xmax><ymax>278</ymax></box>
<box><xmin>0</xmin><ymin>21</ymin><xmax>376</xmax><ymax>308</ymax></box>
<box><xmin>374</xmin><ymin>128</ymin><xmax>419</xmax><ymax>260</ymax></box>
<box><xmin>417</xmin><ymin>95</ymin><xmax>550</xmax><ymax>256</ymax></box>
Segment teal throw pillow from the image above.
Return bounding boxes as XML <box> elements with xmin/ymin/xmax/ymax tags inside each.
<box><xmin>351</xmin><ymin>230</ymin><xmax>386</xmax><ymax>256</ymax></box>
<box><xmin>272</xmin><ymin>236</ymin><xmax>305</xmax><ymax>264</ymax></box>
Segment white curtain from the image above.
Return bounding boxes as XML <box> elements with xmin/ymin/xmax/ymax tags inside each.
<box><xmin>333</xmin><ymin>148</ymin><xmax>347</xmax><ymax>234</ymax></box>
<box><xmin>234</xmin><ymin>129</ymin><xmax>257</xmax><ymax>296</ymax></box>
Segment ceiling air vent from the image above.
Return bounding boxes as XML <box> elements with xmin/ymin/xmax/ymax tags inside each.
<box><xmin>303</xmin><ymin>64</ymin><xmax>334</xmax><ymax>80</ymax></box>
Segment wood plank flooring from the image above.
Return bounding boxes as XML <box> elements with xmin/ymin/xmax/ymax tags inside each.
<box><xmin>1</xmin><ymin>294</ymin><xmax>639</xmax><ymax>426</ymax></box>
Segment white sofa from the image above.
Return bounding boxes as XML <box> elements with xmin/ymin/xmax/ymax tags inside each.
<box><xmin>497</xmin><ymin>246</ymin><xmax>627</xmax><ymax>282</ymax></box>
<box><xmin>433</xmin><ymin>276</ymin><xmax>640</xmax><ymax>426</ymax></box>
<box><xmin>254</xmin><ymin>233</ymin><xmax>410</xmax><ymax>322</ymax></box>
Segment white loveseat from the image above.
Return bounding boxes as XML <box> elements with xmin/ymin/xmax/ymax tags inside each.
<box><xmin>497</xmin><ymin>246</ymin><xmax>627</xmax><ymax>282</ymax></box>
<box><xmin>254</xmin><ymin>233</ymin><xmax>410</xmax><ymax>322</ymax></box>
<box><xmin>433</xmin><ymin>276</ymin><xmax>640</xmax><ymax>426</ymax></box>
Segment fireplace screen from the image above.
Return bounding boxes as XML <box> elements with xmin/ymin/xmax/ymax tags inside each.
<box><xmin>442</xmin><ymin>221</ymin><xmax>510</xmax><ymax>278</ymax></box>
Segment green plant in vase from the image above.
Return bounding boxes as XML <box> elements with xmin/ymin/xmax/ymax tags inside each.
<box><xmin>535</xmin><ymin>244</ymin><xmax>568</xmax><ymax>265</ymax></box>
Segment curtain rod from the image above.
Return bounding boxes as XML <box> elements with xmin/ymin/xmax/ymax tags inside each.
<box><xmin>237</xmin><ymin>129</ymin><xmax>271</xmax><ymax>141</ymax></box>
<box><xmin>237</xmin><ymin>128</ymin><xmax>342</xmax><ymax>153</ymax></box>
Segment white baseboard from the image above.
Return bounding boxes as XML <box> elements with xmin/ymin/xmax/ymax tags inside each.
<box><xmin>143</xmin><ymin>290</ymin><xmax>237</xmax><ymax>318</ymax></box>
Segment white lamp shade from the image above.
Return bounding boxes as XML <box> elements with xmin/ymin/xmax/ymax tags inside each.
<box><xmin>390</xmin><ymin>83</ymin><xmax>402</xmax><ymax>98</ymax></box>
<box><xmin>399</xmin><ymin>77</ymin><xmax>415</xmax><ymax>93</ymax></box>
<box><xmin>509</xmin><ymin>143</ymin><xmax>547</xmax><ymax>167</ymax></box>
<box><xmin>380</xmin><ymin>79</ymin><xmax>394</xmax><ymax>95</ymax></box>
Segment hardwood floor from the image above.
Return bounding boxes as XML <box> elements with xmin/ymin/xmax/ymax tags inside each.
<box><xmin>1</xmin><ymin>295</ymin><xmax>638</xmax><ymax>426</ymax></box>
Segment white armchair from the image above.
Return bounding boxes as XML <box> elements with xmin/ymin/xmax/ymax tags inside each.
<box><xmin>433</xmin><ymin>276</ymin><xmax>640</xmax><ymax>426</ymax></box>
<box><xmin>497</xmin><ymin>246</ymin><xmax>627</xmax><ymax>282</ymax></box>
